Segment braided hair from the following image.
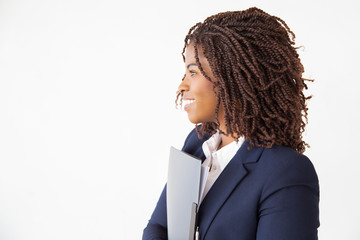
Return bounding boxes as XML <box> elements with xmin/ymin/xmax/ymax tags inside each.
<box><xmin>177</xmin><ymin>7</ymin><xmax>312</xmax><ymax>153</ymax></box>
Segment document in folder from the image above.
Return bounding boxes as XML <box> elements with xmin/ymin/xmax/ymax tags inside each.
<box><xmin>167</xmin><ymin>147</ymin><xmax>202</xmax><ymax>240</ymax></box>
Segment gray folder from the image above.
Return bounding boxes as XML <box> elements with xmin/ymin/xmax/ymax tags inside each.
<box><xmin>167</xmin><ymin>146</ymin><xmax>202</xmax><ymax>240</ymax></box>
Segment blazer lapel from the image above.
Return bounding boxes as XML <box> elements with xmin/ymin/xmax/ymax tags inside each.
<box><xmin>197</xmin><ymin>141</ymin><xmax>264</xmax><ymax>238</ymax></box>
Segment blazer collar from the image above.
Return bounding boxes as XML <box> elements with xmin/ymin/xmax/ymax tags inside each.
<box><xmin>197</xmin><ymin>140</ymin><xmax>264</xmax><ymax>238</ymax></box>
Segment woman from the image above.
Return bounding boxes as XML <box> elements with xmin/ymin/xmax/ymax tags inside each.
<box><xmin>143</xmin><ymin>7</ymin><xmax>319</xmax><ymax>240</ymax></box>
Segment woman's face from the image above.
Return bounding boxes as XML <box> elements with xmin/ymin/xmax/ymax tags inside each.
<box><xmin>178</xmin><ymin>43</ymin><xmax>223</xmax><ymax>124</ymax></box>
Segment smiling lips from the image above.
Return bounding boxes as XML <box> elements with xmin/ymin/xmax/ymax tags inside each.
<box><xmin>183</xmin><ymin>99</ymin><xmax>196</xmax><ymax>110</ymax></box>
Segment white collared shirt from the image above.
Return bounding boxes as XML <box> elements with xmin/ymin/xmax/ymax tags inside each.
<box><xmin>199</xmin><ymin>131</ymin><xmax>244</xmax><ymax>204</ymax></box>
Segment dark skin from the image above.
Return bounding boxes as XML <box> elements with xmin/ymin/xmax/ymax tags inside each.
<box><xmin>178</xmin><ymin>43</ymin><xmax>238</xmax><ymax>150</ymax></box>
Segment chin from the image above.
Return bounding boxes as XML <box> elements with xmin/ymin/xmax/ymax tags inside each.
<box><xmin>187</xmin><ymin>118</ymin><xmax>201</xmax><ymax>124</ymax></box>
<box><xmin>186</xmin><ymin>114</ymin><xmax>202</xmax><ymax>124</ymax></box>
<box><xmin>186</xmin><ymin>112</ymin><xmax>216</xmax><ymax>125</ymax></box>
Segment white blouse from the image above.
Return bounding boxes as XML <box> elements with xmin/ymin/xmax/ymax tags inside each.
<box><xmin>199</xmin><ymin>131</ymin><xmax>244</xmax><ymax>204</ymax></box>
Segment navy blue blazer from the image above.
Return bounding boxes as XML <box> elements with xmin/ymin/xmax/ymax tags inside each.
<box><xmin>143</xmin><ymin>128</ymin><xmax>319</xmax><ymax>240</ymax></box>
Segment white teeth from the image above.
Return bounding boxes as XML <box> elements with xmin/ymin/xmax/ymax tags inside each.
<box><xmin>183</xmin><ymin>99</ymin><xmax>196</xmax><ymax>106</ymax></box>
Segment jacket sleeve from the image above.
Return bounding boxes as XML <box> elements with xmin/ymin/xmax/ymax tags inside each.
<box><xmin>142</xmin><ymin>185</ymin><xmax>168</xmax><ymax>240</ymax></box>
<box><xmin>256</xmin><ymin>153</ymin><xmax>320</xmax><ymax>240</ymax></box>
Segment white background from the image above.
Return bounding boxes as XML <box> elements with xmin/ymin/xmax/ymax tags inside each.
<box><xmin>1</xmin><ymin>0</ymin><xmax>359</xmax><ymax>239</ymax></box>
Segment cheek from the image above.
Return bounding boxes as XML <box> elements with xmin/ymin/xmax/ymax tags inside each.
<box><xmin>196</xmin><ymin>82</ymin><xmax>217</xmax><ymax>106</ymax></box>
<box><xmin>197</xmin><ymin>90</ymin><xmax>218</xmax><ymax>118</ymax></box>
<box><xmin>195</xmin><ymin>79</ymin><xmax>215</xmax><ymax>96</ymax></box>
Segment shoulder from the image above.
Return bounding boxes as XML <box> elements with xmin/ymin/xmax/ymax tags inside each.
<box><xmin>261</xmin><ymin>145</ymin><xmax>318</xmax><ymax>181</ymax></box>
<box><xmin>255</xmin><ymin>145</ymin><xmax>319</xmax><ymax>199</ymax></box>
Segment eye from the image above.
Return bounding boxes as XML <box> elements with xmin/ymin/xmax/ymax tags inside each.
<box><xmin>189</xmin><ymin>70</ymin><xmax>196</xmax><ymax>76</ymax></box>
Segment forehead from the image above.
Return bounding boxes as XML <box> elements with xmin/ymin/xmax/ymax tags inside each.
<box><xmin>184</xmin><ymin>43</ymin><xmax>206</xmax><ymax>63</ymax></box>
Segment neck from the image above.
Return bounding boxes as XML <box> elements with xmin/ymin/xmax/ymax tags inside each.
<box><xmin>216</xmin><ymin>107</ymin><xmax>238</xmax><ymax>150</ymax></box>
<box><xmin>217</xmin><ymin>124</ymin><xmax>238</xmax><ymax>150</ymax></box>
<box><xmin>217</xmin><ymin>134</ymin><xmax>236</xmax><ymax>150</ymax></box>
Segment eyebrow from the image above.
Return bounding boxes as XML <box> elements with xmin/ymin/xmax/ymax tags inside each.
<box><xmin>187</xmin><ymin>63</ymin><xmax>197</xmax><ymax>69</ymax></box>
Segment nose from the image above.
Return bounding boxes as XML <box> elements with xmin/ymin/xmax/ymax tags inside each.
<box><xmin>178</xmin><ymin>74</ymin><xmax>189</xmax><ymax>94</ymax></box>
